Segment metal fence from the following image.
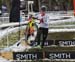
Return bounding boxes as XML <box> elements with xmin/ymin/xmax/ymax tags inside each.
<box><xmin>0</xmin><ymin>22</ymin><xmax>28</xmax><ymax>49</ymax></box>
<box><xmin>0</xmin><ymin>17</ymin><xmax>9</xmax><ymax>24</ymax></box>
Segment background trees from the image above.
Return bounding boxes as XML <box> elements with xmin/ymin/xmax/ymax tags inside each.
<box><xmin>10</xmin><ymin>0</ymin><xmax>20</xmax><ymax>22</ymax></box>
<box><xmin>0</xmin><ymin>0</ymin><xmax>2</xmax><ymax>9</ymax></box>
<box><xmin>0</xmin><ymin>0</ymin><xmax>74</xmax><ymax>12</ymax></box>
<box><xmin>5</xmin><ymin>0</ymin><xmax>11</xmax><ymax>12</ymax></box>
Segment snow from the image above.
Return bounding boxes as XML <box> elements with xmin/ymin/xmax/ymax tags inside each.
<box><xmin>10</xmin><ymin>43</ymin><xmax>31</xmax><ymax>52</ymax></box>
<box><xmin>0</xmin><ymin>56</ymin><xmax>10</xmax><ymax>62</ymax></box>
<box><xmin>47</xmin><ymin>11</ymin><xmax>74</xmax><ymax>20</ymax></box>
<box><xmin>0</xmin><ymin>27</ymin><xmax>19</xmax><ymax>39</ymax></box>
<box><xmin>49</xmin><ymin>28</ymin><xmax>75</xmax><ymax>33</ymax></box>
<box><xmin>0</xmin><ymin>37</ymin><xmax>31</xmax><ymax>52</ymax></box>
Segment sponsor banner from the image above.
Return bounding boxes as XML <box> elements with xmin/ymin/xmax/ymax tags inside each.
<box><xmin>13</xmin><ymin>52</ymin><xmax>75</xmax><ymax>60</ymax></box>
<box><xmin>55</xmin><ymin>40</ymin><xmax>75</xmax><ymax>46</ymax></box>
<box><xmin>45</xmin><ymin>52</ymin><xmax>75</xmax><ymax>59</ymax></box>
<box><xmin>13</xmin><ymin>52</ymin><xmax>43</xmax><ymax>60</ymax></box>
<box><xmin>31</xmin><ymin>40</ymin><xmax>54</xmax><ymax>46</ymax></box>
<box><xmin>31</xmin><ymin>40</ymin><xmax>75</xmax><ymax>46</ymax></box>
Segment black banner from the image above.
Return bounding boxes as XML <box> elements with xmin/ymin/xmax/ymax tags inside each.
<box><xmin>45</xmin><ymin>52</ymin><xmax>75</xmax><ymax>59</ymax></box>
<box><xmin>13</xmin><ymin>52</ymin><xmax>75</xmax><ymax>60</ymax></box>
<box><xmin>30</xmin><ymin>40</ymin><xmax>75</xmax><ymax>46</ymax></box>
<box><xmin>30</xmin><ymin>40</ymin><xmax>54</xmax><ymax>46</ymax></box>
<box><xmin>55</xmin><ymin>40</ymin><xmax>75</xmax><ymax>46</ymax></box>
<box><xmin>13</xmin><ymin>52</ymin><xmax>43</xmax><ymax>60</ymax></box>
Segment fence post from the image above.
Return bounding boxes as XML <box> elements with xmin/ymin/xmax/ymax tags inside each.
<box><xmin>7</xmin><ymin>28</ymin><xmax>9</xmax><ymax>48</ymax></box>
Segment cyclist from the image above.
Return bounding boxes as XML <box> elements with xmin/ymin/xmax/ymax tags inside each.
<box><xmin>35</xmin><ymin>6</ymin><xmax>49</xmax><ymax>48</ymax></box>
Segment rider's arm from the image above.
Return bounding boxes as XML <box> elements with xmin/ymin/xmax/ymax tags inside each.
<box><xmin>32</xmin><ymin>14</ymin><xmax>40</xmax><ymax>20</ymax></box>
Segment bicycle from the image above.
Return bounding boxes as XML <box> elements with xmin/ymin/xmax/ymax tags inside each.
<box><xmin>24</xmin><ymin>17</ymin><xmax>39</xmax><ymax>45</ymax></box>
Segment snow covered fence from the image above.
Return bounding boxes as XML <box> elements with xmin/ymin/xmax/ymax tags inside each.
<box><xmin>49</xmin><ymin>28</ymin><xmax>75</xmax><ymax>33</ymax></box>
<box><xmin>0</xmin><ymin>17</ymin><xmax>9</xmax><ymax>24</ymax></box>
<box><xmin>0</xmin><ymin>21</ymin><xmax>29</xmax><ymax>40</ymax></box>
<box><xmin>0</xmin><ymin>21</ymin><xmax>28</xmax><ymax>28</ymax></box>
<box><xmin>49</xmin><ymin>17</ymin><xmax>75</xmax><ymax>25</ymax></box>
<box><xmin>0</xmin><ymin>16</ymin><xmax>26</xmax><ymax>24</ymax></box>
<box><xmin>0</xmin><ymin>22</ymin><xmax>29</xmax><ymax>48</ymax></box>
<box><xmin>0</xmin><ymin>17</ymin><xmax>75</xmax><ymax>29</ymax></box>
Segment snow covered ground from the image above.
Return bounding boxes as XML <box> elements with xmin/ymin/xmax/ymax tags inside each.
<box><xmin>0</xmin><ymin>56</ymin><xmax>10</xmax><ymax>62</ymax></box>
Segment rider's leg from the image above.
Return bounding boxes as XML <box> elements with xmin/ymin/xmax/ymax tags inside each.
<box><xmin>35</xmin><ymin>27</ymin><xmax>42</xmax><ymax>45</ymax></box>
<box><xmin>41</xmin><ymin>28</ymin><xmax>48</xmax><ymax>48</ymax></box>
<box><xmin>27</xmin><ymin>34</ymin><xmax>30</xmax><ymax>40</ymax></box>
<box><xmin>26</xmin><ymin>27</ymin><xmax>30</xmax><ymax>40</ymax></box>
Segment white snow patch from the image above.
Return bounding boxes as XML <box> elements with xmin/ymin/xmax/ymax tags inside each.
<box><xmin>0</xmin><ymin>56</ymin><xmax>10</xmax><ymax>62</ymax></box>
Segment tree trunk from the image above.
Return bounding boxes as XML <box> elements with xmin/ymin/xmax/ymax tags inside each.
<box><xmin>10</xmin><ymin>0</ymin><xmax>20</xmax><ymax>22</ymax></box>
<box><xmin>5</xmin><ymin>0</ymin><xmax>11</xmax><ymax>12</ymax></box>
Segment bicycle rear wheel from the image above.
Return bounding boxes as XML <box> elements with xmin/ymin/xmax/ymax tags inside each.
<box><xmin>25</xmin><ymin>23</ymin><xmax>38</xmax><ymax>45</ymax></box>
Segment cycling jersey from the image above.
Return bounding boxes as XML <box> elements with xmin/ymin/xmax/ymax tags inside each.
<box><xmin>28</xmin><ymin>18</ymin><xmax>35</xmax><ymax>35</ymax></box>
<box><xmin>35</xmin><ymin>13</ymin><xmax>49</xmax><ymax>28</ymax></box>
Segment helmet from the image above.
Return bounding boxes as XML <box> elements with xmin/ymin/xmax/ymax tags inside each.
<box><xmin>41</xmin><ymin>5</ymin><xmax>47</xmax><ymax>11</ymax></box>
